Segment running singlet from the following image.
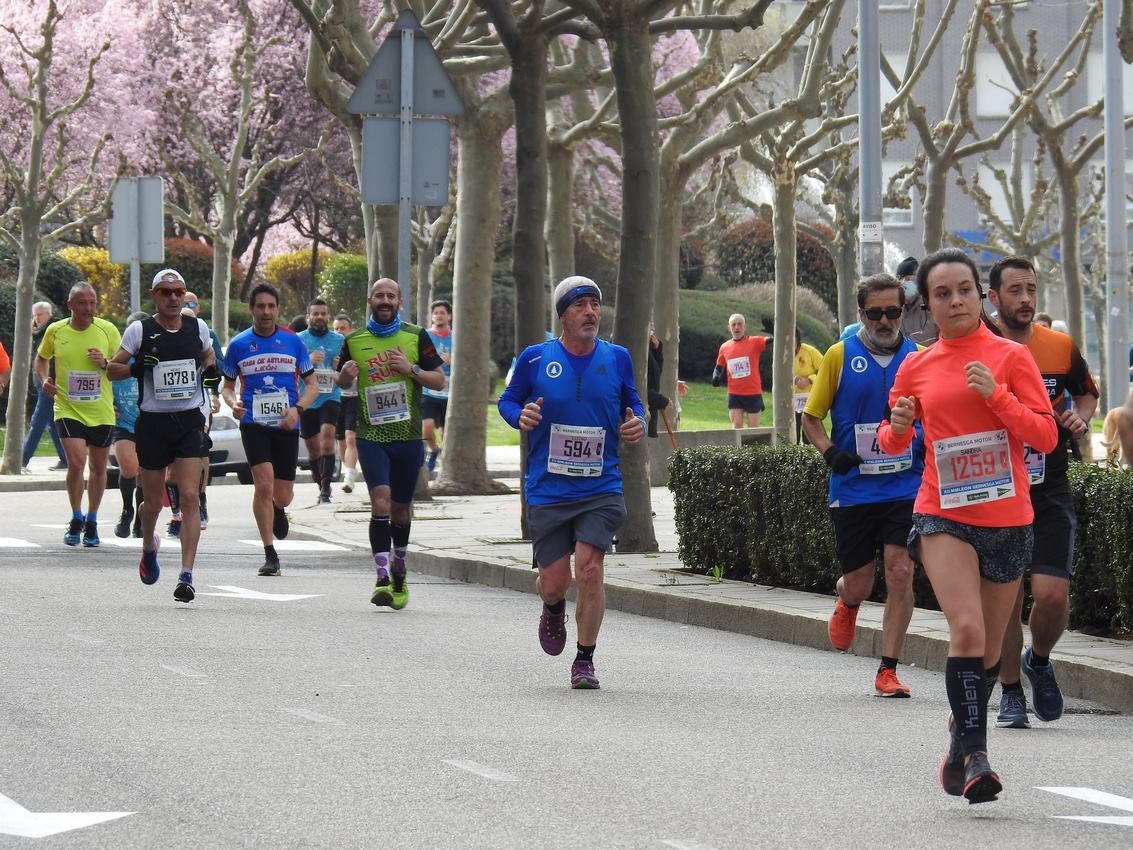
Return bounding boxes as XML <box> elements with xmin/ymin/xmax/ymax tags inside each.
<box><xmin>1022</xmin><ymin>324</ymin><xmax>1098</xmax><ymax>484</ymax></box>
<box><xmin>121</xmin><ymin>316</ymin><xmax>212</xmax><ymax>414</ymax></box>
<box><xmin>716</xmin><ymin>336</ymin><xmax>767</xmax><ymax>396</ymax></box>
<box><xmin>37</xmin><ymin>317</ymin><xmax>121</xmax><ymax>426</ymax></box>
<box><xmin>297</xmin><ymin>327</ymin><xmax>345</xmax><ymax>408</ymax></box>
<box><xmin>423</xmin><ymin>327</ymin><xmax>452</xmax><ymax>400</ymax></box>
<box><xmin>877</xmin><ymin>323</ymin><xmax>1058</xmax><ymax>527</ymax></box>
<box><xmin>338</xmin><ymin>323</ymin><xmax>444</xmax><ymax>443</ymax></box>
<box><xmin>223</xmin><ymin>326</ymin><xmax>314</xmax><ymax>428</ymax></box>
<box><xmin>804</xmin><ymin>335</ymin><xmax>923</xmax><ymax>507</ymax></box>
<box><xmin>792</xmin><ymin>341</ymin><xmax>823</xmax><ymax>414</ymax></box>
<box><xmin>497</xmin><ymin>339</ymin><xmax>645</xmax><ymax>506</ymax></box>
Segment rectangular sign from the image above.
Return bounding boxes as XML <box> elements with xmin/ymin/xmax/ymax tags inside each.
<box><xmin>108</xmin><ymin>177</ymin><xmax>164</xmax><ymax>263</ymax></box>
<box><xmin>361</xmin><ymin>118</ymin><xmax>451</xmax><ymax>206</ymax></box>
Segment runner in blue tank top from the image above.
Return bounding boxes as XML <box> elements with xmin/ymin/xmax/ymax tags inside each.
<box><xmin>498</xmin><ymin>276</ymin><xmax>645</xmax><ymax>690</ymax></box>
<box><xmin>297</xmin><ymin>299</ymin><xmax>344</xmax><ymax>504</ymax></box>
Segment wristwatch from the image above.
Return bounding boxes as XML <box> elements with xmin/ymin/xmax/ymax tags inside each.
<box><xmin>411</xmin><ymin>364</ymin><xmax>422</xmax><ymax>376</ymax></box>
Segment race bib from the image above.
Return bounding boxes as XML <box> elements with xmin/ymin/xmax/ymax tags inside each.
<box><xmin>793</xmin><ymin>392</ymin><xmax>809</xmax><ymax>413</ymax></box>
<box><xmin>727</xmin><ymin>356</ymin><xmax>751</xmax><ymax>379</ymax></box>
<box><xmin>315</xmin><ymin>369</ymin><xmax>336</xmax><ymax>394</ymax></box>
<box><xmin>252</xmin><ymin>389</ymin><xmax>289</xmax><ymax>426</ymax></box>
<box><xmin>364</xmin><ymin>381</ymin><xmax>409</xmax><ymax>424</ymax></box>
<box><xmin>1023</xmin><ymin>444</ymin><xmax>1046</xmax><ymax>485</ymax></box>
<box><xmin>153</xmin><ymin>358</ymin><xmax>198</xmax><ymax>402</ymax></box>
<box><xmin>935</xmin><ymin>429</ymin><xmax>1014</xmax><ymax>509</ymax></box>
<box><xmin>68</xmin><ymin>370</ymin><xmax>100</xmax><ymax>402</ymax></box>
<box><xmin>854</xmin><ymin>423</ymin><xmax>913</xmax><ymax>475</ymax></box>
<box><xmin>547</xmin><ymin>424</ymin><xmax>605</xmax><ymax>477</ymax></box>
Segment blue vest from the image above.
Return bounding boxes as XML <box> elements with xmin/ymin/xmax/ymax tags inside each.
<box><xmin>829</xmin><ymin>335</ymin><xmax>923</xmax><ymax>507</ymax></box>
<box><xmin>525</xmin><ymin>339</ymin><xmax>624</xmax><ymax>504</ymax></box>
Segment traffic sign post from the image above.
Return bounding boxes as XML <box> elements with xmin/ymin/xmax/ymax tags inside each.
<box><xmin>347</xmin><ymin>10</ymin><xmax>463</xmax><ymax>315</ymax></box>
<box><xmin>108</xmin><ymin>176</ymin><xmax>164</xmax><ymax>313</ymax></box>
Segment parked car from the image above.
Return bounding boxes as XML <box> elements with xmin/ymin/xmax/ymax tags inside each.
<box><xmin>109</xmin><ymin>399</ymin><xmax>310</xmax><ymax>485</ymax></box>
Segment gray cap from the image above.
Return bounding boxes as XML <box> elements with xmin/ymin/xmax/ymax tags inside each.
<box><xmin>553</xmin><ymin>276</ymin><xmax>602</xmax><ymax>317</ymax></box>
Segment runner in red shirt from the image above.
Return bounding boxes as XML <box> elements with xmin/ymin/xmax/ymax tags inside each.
<box><xmin>712</xmin><ymin>313</ymin><xmax>770</xmax><ymax>428</ymax></box>
<box><xmin>877</xmin><ymin>248</ymin><xmax>1058</xmax><ymax>805</ymax></box>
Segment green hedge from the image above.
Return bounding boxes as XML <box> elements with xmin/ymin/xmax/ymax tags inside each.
<box><xmin>670</xmin><ymin>445</ymin><xmax>1133</xmax><ymax>635</ymax></box>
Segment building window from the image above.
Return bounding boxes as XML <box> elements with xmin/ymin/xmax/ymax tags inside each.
<box><xmin>975</xmin><ymin>53</ymin><xmax>1015</xmax><ymax>119</ymax></box>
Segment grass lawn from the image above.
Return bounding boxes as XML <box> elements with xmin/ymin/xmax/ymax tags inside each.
<box><xmin>0</xmin><ymin>427</ymin><xmax>59</xmax><ymax>457</ymax></box>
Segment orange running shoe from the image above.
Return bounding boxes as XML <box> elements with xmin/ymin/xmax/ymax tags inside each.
<box><xmin>828</xmin><ymin>597</ymin><xmax>859</xmax><ymax>651</ymax></box>
<box><xmin>874</xmin><ymin>665</ymin><xmax>911</xmax><ymax>698</ymax></box>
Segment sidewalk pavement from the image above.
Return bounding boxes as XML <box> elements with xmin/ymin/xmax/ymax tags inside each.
<box><xmin>5</xmin><ymin>444</ymin><xmax>1131</xmax><ymax>712</ymax></box>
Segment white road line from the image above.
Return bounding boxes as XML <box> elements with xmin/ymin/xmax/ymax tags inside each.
<box><xmin>0</xmin><ymin>538</ymin><xmax>40</xmax><ymax>548</ymax></box>
<box><xmin>661</xmin><ymin>841</ymin><xmax>720</xmax><ymax>850</ymax></box>
<box><xmin>284</xmin><ymin>708</ymin><xmax>339</xmax><ymax>723</ymax></box>
<box><xmin>237</xmin><ymin>539</ymin><xmax>351</xmax><ymax>552</ymax></box>
<box><xmin>1038</xmin><ymin>787</ymin><xmax>1133</xmax><ymax>812</ymax></box>
<box><xmin>441</xmin><ymin>760</ymin><xmax>519</xmax><ymax>783</ymax></box>
<box><xmin>162</xmin><ymin>665</ymin><xmax>205</xmax><ymax>678</ymax></box>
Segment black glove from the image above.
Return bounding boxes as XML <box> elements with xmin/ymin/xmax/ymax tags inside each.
<box><xmin>201</xmin><ymin>364</ymin><xmax>222</xmax><ymax>392</ymax></box>
<box><xmin>823</xmin><ymin>445</ymin><xmax>863</xmax><ymax>475</ymax></box>
<box><xmin>130</xmin><ymin>354</ymin><xmax>160</xmax><ymax>379</ymax></box>
<box><xmin>712</xmin><ymin>365</ymin><xmax>725</xmax><ymax>388</ymax></box>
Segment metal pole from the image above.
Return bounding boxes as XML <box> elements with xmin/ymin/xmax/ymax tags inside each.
<box><xmin>130</xmin><ymin>259</ymin><xmax>140</xmax><ymax>314</ymax></box>
<box><xmin>858</xmin><ymin>0</ymin><xmax>884</xmax><ymax>276</ymax></box>
<box><xmin>397</xmin><ymin>26</ymin><xmax>415</xmax><ymax>317</ymax></box>
<box><xmin>1104</xmin><ymin>0</ymin><xmax>1130</xmax><ymax>411</ymax></box>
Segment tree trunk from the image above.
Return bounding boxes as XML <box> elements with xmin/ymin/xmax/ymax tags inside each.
<box><xmin>771</xmin><ymin>169</ymin><xmax>798</xmax><ymax>444</ymax></box>
<box><xmin>545</xmin><ymin>139</ymin><xmax>576</xmax><ymax>289</ymax></box>
<box><xmin>416</xmin><ymin>228</ymin><xmax>436</xmax><ymax>326</ymax></box>
<box><xmin>432</xmin><ymin>117</ymin><xmax>510</xmax><ymax>496</ymax></box>
<box><xmin>0</xmin><ymin>230</ymin><xmax>42</xmax><ymax>475</ymax></box>
<box><xmin>212</xmin><ymin>226</ymin><xmax>236</xmax><ymax>346</ymax></box>
<box><xmin>1052</xmin><ymin>155</ymin><xmax>1087</xmax><ymax>348</ymax></box>
<box><xmin>510</xmin><ymin>34</ymin><xmax>550</xmax><ymax>356</ymax></box>
<box><xmin>922</xmin><ymin>158</ymin><xmax>949</xmax><ymax>253</ymax></box>
<box><xmin>374</xmin><ymin>206</ymin><xmax>399</xmax><ymax>283</ymax></box>
<box><xmin>607</xmin><ymin>14</ymin><xmax>658</xmax><ymax>553</ymax></box>
<box><xmin>834</xmin><ymin>188</ymin><xmax>858</xmax><ymax>328</ymax></box>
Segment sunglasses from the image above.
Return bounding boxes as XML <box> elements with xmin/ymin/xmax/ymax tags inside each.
<box><xmin>185</xmin><ymin>299</ymin><xmax>199</xmax><ymax>309</ymax></box>
<box><xmin>863</xmin><ymin>306</ymin><xmax>903</xmax><ymax>321</ymax></box>
<box><xmin>156</xmin><ymin>287</ymin><xmax>186</xmax><ymax>297</ymax></box>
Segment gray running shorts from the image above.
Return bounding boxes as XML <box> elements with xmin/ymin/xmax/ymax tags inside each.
<box><xmin>908</xmin><ymin>512</ymin><xmax>1032</xmax><ymax>584</ymax></box>
<box><xmin>527</xmin><ymin>492</ymin><xmax>627</xmax><ymax>568</ymax></box>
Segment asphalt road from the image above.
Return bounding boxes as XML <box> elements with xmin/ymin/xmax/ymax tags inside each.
<box><xmin>1</xmin><ymin>487</ymin><xmax>1132</xmax><ymax>849</ymax></box>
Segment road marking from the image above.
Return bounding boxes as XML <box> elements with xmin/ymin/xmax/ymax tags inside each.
<box><xmin>162</xmin><ymin>665</ymin><xmax>206</xmax><ymax>678</ymax></box>
<box><xmin>0</xmin><ymin>792</ymin><xmax>132</xmax><ymax>838</ymax></box>
<box><xmin>67</xmin><ymin>634</ymin><xmax>104</xmax><ymax>646</ymax></box>
<box><xmin>661</xmin><ymin>842</ymin><xmax>720</xmax><ymax>850</ymax></box>
<box><xmin>0</xmin><ymin>538</ymin><xmax>40</xmax><ymax>548</ymax></box>
<box><xmin>199</xmin><ymin>586</ymin><xmax>322</xmax><ymax>602</ymax></box>
<box><xmin>441</xmin><ymin>760</ymin><xmax>519</xmax><ymax>782</ymax></box>
<box><xmin>237</xmin><ymin>539</ymin><xmax>351</xmax><ymax>552</ymax></box>
<box><xmin>96</xmin><ymin>537</ymin><xmax>181</xmax><ymax>549</ymax></box>
<box><xmin>284</xmin><ymin>708</ymin><xmax>338</xmax><ymax>723</ymax></box>
<box><xmin>1038</xmin><ymin>787</ymin><xmax>1133</xmax><ymax>827</ymax></box>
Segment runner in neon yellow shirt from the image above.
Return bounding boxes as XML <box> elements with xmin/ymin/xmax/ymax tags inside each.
<box><xmin>36</xmin><ymin>283</ymin><xmax>122</xmax><ymax>547</ymax></box>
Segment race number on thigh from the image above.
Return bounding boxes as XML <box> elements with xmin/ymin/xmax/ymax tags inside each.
<box><xmin>252</xmin><ymin>389</ymin><xmax>289</xmax><ymax>426</ymax></box>
<box><xmin>153</xmin><ymin>358</ymin><xmax>198</xmax><ymax>401</ymax></box>
<box><xmin>67</xmin><ymin>370</ymin><xmax>100</xmax><ymax>402</ymax></box>
<box><xmin>934</xmin><ymin>429</ymin><xmax>1014</xmax><ymax>508</ymax></box>
<box><xmin>547</xmin><ymin>423</ymin><xmax>604</xmax><ymax>477</ymax></box>
<box><xmin>854</xmin><ymin>423</ymin><xmax>913</xmax><ymax>474</ymax></box>
<box><xmin>364</xmin><ymin>381</ymin><xmax>409</xmax><ymax>424</ymax></box>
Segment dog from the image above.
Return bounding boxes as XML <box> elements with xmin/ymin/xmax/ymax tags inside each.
<box><xmin>1101</xmin><ymin>406</ymin><xmax>1126</xmax><ymax>466</ymax></box>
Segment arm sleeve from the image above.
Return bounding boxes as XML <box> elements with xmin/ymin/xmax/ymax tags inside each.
<box><xmin>416</xmin><ymin>328</ymin><xmax>445</xmax><ymax>371</ymax></box>
<box><xmin>802</xmin><ymin>343</ymin><xmax>842</xmax><ymax>419</ymax></box>
<box><xmin>616</xmin><ymin>348</ymin><xmax>646</xmax><ymax>419</ymax></box>
<box><xmin>497</xmin><ymin>347</ymin><xmax>539</xmax><ymax>429</ymax></box>
<box><xmin>986</xmin><ymin>349</ymin><xmax>1059</xmax><ymax>453</ymax></box>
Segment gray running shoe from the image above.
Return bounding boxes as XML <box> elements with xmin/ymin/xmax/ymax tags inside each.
<box><xmin>995</xmin><ymin>689</ymin><xmax>1030</xmax><ymax>729</ymax></box>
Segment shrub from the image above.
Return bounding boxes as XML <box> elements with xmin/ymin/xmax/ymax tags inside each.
<box><xmin>317</xmin><ymin>253</ymin><xmax>370</xmax><ymax>323</ymax></box>
<box><xmin>57</xmin><ymin>246</ymin><xmax>127</xmax><ymax>316</ymax></box>
<box><xmin>139</xmin><ymin>237</ymin><xmax>245</xmax><ymax>301</ymax></box>
<box><xmin>716</xmin><ymin>218</ymin><xmax>838</xmax><ymax>314</ymax></box>
<box><xmin>0</xmin><ymin>244</ymin><xmax>85</xmax><ymax>312</ymax></box>
<box><xmin>263</xmin><ymin>248</ymin><xmax>330</xmax><ymax>308</ymax></box>
<box><xmin>670</xmin><ymin>446</ymin><xmax>1133</xmax><ymax>636</ymax></box>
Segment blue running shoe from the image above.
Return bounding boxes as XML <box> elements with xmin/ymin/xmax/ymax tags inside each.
<box><xmin>139</xmin><ymin>534</ymin><xmax>161</xmax><ymax>585</ymax></box>
<box><xmin>1022</xmin><ymin>647</ymin><xmax>1063</xmax><ymax>722</ymax></box>
<box><xmin>173</xmin><ymin>571</ymin><xmax>195</xmax><ymax>603</ymax></box>
<box><xmin>63</xmin><ymin>518</ymin><xmax>83</xmax><ymax>547</ymax></box>
<box><xmin>995</xmin><ymin>689</ymin><xmax>1030</xmax><ymax>729</ymax></box>
<box><xmin>82</xmin><ymin>520</ymin><xmax>100</xmax><ymax>547</ymax></box>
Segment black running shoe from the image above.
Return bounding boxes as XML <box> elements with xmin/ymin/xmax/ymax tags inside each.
<box><xmin>173</xmin><ymin>571</ymin><xmax>195</xmax><ymax>603</ymax></box>
<box><xmin>114</xmin><ymin>510</ymin><xmax>133</xmax><ymax>539</ymax></box>
<box><xmin>272</xmin><ymin>505</ymin><xmax>289</xmax><ymax>539</ymax></box>
<box><xmin>940</xmin><ymin>714</ymin><xmax>964</xmax><ymax>796</ymax></box>
<box><xmin>258</xmin><ymin>554</ymin><xmax>281</xmax><ymax>577</ymax></box>
<box><xmin>962</xmin><ymin>752</ymin><xmax>1002</xmax><ymax>804</ymax></box>
<box><xmin>63</xmin><ymin>518</ymin><xmax>83</xmax><ymax>546</ymax></box>
<box><xmin>81</xmin><ymin>520</ymin><xmax>100</xmax><ymax>548</ymax></box>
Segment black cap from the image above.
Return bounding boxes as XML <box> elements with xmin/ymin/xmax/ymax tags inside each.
<box><xmin>895</xmin><ymin>257</ymin><xmax>919</xmax><ymax>278</ymax></box>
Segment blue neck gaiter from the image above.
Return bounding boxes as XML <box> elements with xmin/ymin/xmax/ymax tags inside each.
<box><xmin>367</xmin><ymin>314</ymin><xmax>401</xmax><ymax>337</ymax></box>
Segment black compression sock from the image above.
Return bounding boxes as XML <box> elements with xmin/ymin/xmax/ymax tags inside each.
<box><xmin>369</xmin><ymin>515</ymin><xmax>391</xmax><ymax>555</ymax></box>
<box><xmin>946</xmin><ymin>656</ymin><xmax>988</xmax><ymax>755</ymax></box>
<box><xmin>120</xmin><ymin>476</ymin><xmax>136</xmax><ymax>514</ymax></box>
<box><xmin>165</xmin><ymin>482</ymin><xmax>180</xmax><ymax>514</ymax></box>
<box><xmin>880</xmin><ymin>656</ymin><xmax>898</xmax><ymax>670</ymax></box>
<box><xmin>1030</xmin><ymin>651</ymin><xmax>1051</xmax><ymax>667</ymax></box>
<box><xmin>545</xmin><ymin>599</ymin><xmax>566</xmax><ymax>614</ymax></box>
<box><xmin>575</xmin><ymin>643</ymin><xmax>595</xmax><ymax>663</ymax></box>
<box><xmin>1002</xmin><ymin>680</ymin><xmax>1024</xmax><ymax>694</ymax></box>
<box><xmin>265</xmin><ymin>545</ymin><xmax>277</xmax><ymax>559</ymax></box>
